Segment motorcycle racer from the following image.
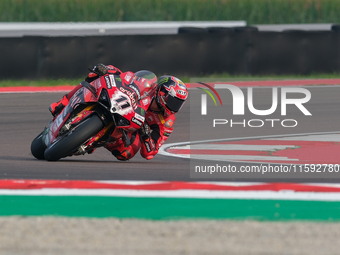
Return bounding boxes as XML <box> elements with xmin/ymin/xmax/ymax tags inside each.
<box><xmin>49</xmin><ymin>64</ymin><xmax>188</xmax><ymax>161</ymax></box>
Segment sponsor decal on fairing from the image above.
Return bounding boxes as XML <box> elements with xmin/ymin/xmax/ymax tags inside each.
<box><xmin>109</xmin><ymin>75</ymin><xmax>116</xmax><ymax>87</ymax></box>
<box><xmin>104</xmin><ymin>76</ymin><xmax>112</xmax><ymax>89</ymax></box>
<box><xmin>129</xmin><ymin>83</ymin><xmax>141</xmax><ymax>99</ymax></box>
<box><xmin>131</xmin><ymin>117</ymin><xmax>143</xmax><ymax>127</ymax></box>
<box><xmin>119</xmin><ymin>87</ymin><xmax>138</xmax><ymax>110</ymax></box>
<box><xmin>134</xmin><ymin>113</ymin><xmax>145</xmax><ymax>122</ymax></box>
<box><xmin>124</xmin><ymin>72</ymin><xmax>133</xmax><ymax>84</ymax></box>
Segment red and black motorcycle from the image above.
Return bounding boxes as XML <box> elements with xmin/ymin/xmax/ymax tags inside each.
<box><xmin>31</xmin><ymin>71</ymin><xmax>157</xmax><ymax>161</ymax></box>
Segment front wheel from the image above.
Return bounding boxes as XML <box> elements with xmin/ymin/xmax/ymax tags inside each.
<box><xmin>31</xmin><ymin>131</ymin><xmax>47</xmax><ymax>160</ymax></box>
<box><xmin>44</xmin><ymin>114</ymin><xmax>104</xmax><ymax>161</ymax></box>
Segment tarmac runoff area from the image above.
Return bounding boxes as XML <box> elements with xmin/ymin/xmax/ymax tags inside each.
<box><xmin>1</xmin><ymin>217</ymin><xmax>340</xmax><ymax>255</ymax></box>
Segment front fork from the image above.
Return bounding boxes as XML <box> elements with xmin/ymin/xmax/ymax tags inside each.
<box><xmin>70</xmin><ymin>105</ymin><xmax>115</xmax><ymax>154</ymax></box>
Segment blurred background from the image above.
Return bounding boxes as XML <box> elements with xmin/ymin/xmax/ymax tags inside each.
<box><xmin>0</xmin><ymin>0</ymin><xmax>339</xmax><ymax>23</ymax></box>
<box><xmin>1</xmin><ymin>0</ymin><xmax>340</xmax><ymax>82</ymax></box>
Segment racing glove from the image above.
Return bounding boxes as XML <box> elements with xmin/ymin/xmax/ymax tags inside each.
<box><xmin>139</xmin><ymin>123</ymin><xmax>151</xmax><ymax>141</ymax></box>
<box><xmin>90</xmin><ymin>63</ymin><xmax>108</xmax><ymax>76</ymax></box>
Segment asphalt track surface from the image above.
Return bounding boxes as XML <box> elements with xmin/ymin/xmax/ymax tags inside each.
<box><xmin>1</xmin><ymin>92</ymin><xmax>190</xmax><ymax>181</ymax></box>
<box><xmin>1</xmin><ymin>86</ymin><xmax>340</xmax><ymax>182</ymax></box>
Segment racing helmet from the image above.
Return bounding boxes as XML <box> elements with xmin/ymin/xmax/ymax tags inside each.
<box><xmin>155</xmin><ymin>76</ymin><xmax>188</xmax><ymax>115</ymax></box>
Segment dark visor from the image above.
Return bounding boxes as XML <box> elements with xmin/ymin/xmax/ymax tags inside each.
<box><xmin>164</xmin><ymin>94</ymin><xmax>185</xmax><ymax>113</ymax></box>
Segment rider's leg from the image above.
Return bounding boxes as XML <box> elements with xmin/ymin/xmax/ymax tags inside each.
<box><xmin>49</xmin><ymin>84</ymin><xmax>82</xmax><ymax>116</ymax></box>
<box><xmin>105</xmin><ymin>131</ymin><xmax>141</xmax><ymax>161</ymax></box>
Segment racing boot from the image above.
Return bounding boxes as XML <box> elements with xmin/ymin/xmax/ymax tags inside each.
<box><xmin>49</xmin><ymin>84</ymin><xmax>83</xmax><ymax>117</ymax></box>
<box><xmin>49</xmin><ymin>94</ymin><xmax>69</xmax><ymax>117</ymax></box>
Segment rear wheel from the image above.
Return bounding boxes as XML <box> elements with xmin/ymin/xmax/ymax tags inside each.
<box><xmin>31</xmin><ymin>131</ymin><xmax>47</xmax><ymax>160</ymax></box>
<box><xmin>44</xmin><ymin>114</ymin><xmax>104</xmax><ymax>161</ymax></box>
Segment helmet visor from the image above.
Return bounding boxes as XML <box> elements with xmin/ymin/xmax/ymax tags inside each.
<box><xmin>164</xmin><ymin>94</ymin><xmax>185</xmax><ymax>113</ymax></box>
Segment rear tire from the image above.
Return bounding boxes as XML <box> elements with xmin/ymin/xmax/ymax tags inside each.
<box><xmin>44</xmin><ymin>114</ymin><xmax>104</xmax><ymax>161</ymax></box>
<box><xmin>31</xmin><ymin>131</ymin><xmax>47</xmax><ymax>160</ymax></box>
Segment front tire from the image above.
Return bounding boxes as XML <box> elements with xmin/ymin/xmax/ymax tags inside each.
<box><xmin>44</xmin><ymin>114</ymin><xmax>104</xmax><ymax>161</ymax></box>
<box><xmin>31</xmin><ymin>131</ymin><xmax>47</xmax><ymax>160</ymax></box>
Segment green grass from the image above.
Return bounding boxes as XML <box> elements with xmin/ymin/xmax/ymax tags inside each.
<box><xmin>1</xmin><ymin>0</ymin><xmax>340</xmax><ymax>24</ymax></box>
<box><xmin>1</xmin><ymin>73</ymin><xmax>340</xmax><ymax>87</ymax></box>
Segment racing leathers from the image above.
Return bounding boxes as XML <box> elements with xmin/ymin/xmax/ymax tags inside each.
<box><xmin>106</xmin><ymin>103</ymin><xmax>175</xmax><ymax>161</ymax></box>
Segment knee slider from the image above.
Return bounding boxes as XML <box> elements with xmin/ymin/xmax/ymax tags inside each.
<box><xmin>111</xmin><ymin>149</ymin><xmax>132</xmax><ymax>161</ymax></box>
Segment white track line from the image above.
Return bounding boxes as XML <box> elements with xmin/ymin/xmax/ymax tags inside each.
<box><xmin>159</xmin><ymin>131</ymin><xmax>340</xmax><ymax>163</ymax></box>
<box><xmin>190</xmin><ymin>154</ymin><xmax>298</xmax><ymax>161</ymax></box>
<box><xmin>171</xmin><ymin>144</ymin><xmax>297</xmax><ymax>151</ymax></box>
<box><xmin>266</xmin><ymin>134</ymin><xmax>340</xmax><ymax>142</ymax></box>
<box><xmin>1</xmin><ymin>189</ymin><xmax>340</xmax><ymax>201</ymax></box>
